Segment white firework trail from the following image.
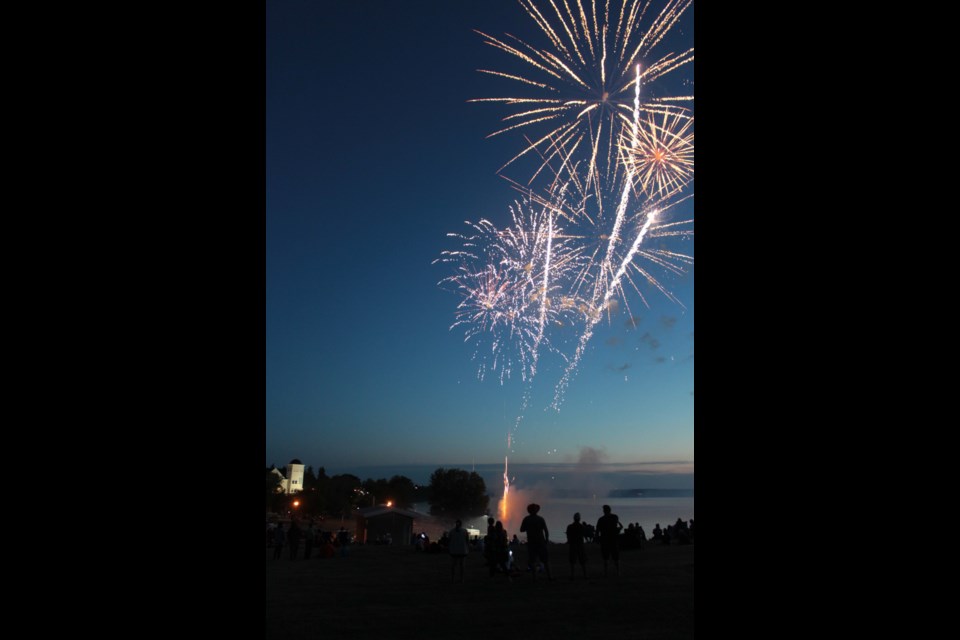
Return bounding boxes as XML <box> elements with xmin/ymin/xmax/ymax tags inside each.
<box><xmin>551</xmin><ymin>62</ymin><xmax>651</xmax><ymax>409</ymax></box>
<box><xmin>434</xmin><ymin>190</ymin><xmax>585</xmax><ymax>384</ymax></box>
<box><xmin>501</xmin><ymin>451</ymin><xmax>510</xmax><ymax>521</ymax></box>
<box><xmin>437</xmin><ymin>2</ymin><xmax>694</xmax><ymax>522</ymax></box>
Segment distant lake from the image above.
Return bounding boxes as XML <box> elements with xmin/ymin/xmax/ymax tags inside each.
<box><xmin>342</xmin><ymin>462</ymin><xmax>694</xmax><ymax>540</ymax></box>
<box><xmin>414</xmin><ymin>493</ymin><xmax>693</xmax><ymax>542</ymax></box>
<box><xmin>341</xmin><ymin>462</ymin><xmax>694</xmax><ymax>493</ymax></box>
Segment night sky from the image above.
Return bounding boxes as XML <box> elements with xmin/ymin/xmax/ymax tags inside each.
<box><xmin>266</xmin><ymin>0</ymin><xmax>694</xmax><ymax>485</ymax></box>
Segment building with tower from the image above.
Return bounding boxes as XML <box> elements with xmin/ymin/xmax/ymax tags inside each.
<box><xmin>270</xmin><ymin>459</ymin><xmax>306</xmax><ymax>494</ymax></box>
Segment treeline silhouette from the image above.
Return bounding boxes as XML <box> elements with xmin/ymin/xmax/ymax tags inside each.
<box><xmin>266</xmin><ymin>464</ymin><xmax>488</xmax><ymax>519</ymax></box>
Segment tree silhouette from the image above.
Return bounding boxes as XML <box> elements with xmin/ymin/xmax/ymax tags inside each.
<box><xmin>265</xmin><ymin>467</ymin><xmax>283</xmax><ymax>511</ymax></box>
<box><xmin>387</xmin><ymin>475</ymin><xmax>416</xmax><ymax>509</ymax></box>
<box><xmin>263</xmin><ymin>463</ymin><xmax>431</xmax><ymax>516</ymax></box>
<box><xmin>326</xmin><ymin>474</ymin><xmax>363</xmax><ymax>518</ymax></box>
<box><xmin>428</xmin><ymin>467</ymin><xmax>489</xmax><ymax>517</ymax></box>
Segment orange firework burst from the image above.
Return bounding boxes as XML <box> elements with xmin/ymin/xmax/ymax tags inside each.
<box><xmin>471</xmin><ymin>0</ymin><xmax>693</xmax><ymax>196</ymax></box>
<box><xmin>439</xmin><ymin>1</ymin><xmax>693</xmax><ymax>412</ymax></box>
<box><xmin>623</xmin><ymin>110</ymin><xmax>694</xmax><ymax>199</ymax></box>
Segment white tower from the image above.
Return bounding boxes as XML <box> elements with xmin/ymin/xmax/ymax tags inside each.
<box><xmin>286</xmin><ymin>459</ymin><xmax>305</xmax><ymax>494</ymax></box>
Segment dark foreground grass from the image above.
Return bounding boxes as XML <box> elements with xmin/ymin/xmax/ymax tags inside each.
<box><xmin>266</xmin><ymin>541</ymin><xmax>693</xmax><ymax>639</ymax></box>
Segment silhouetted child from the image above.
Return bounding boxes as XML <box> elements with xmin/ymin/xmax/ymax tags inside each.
<box><xmin>566</xmin><ymin>512</ymin><xmax>587</xmax><ymax>579</ymax></box>
<box><xmin>321</xmin><ymin>539</ymin><xmax>335</xmax><ymax>557</ymax></box>
<box><xmin>489</xmin><ymin>521</ymin><xmax>510</xmax><ymax>579</ymax></box>
<box><xmin>337</xmin><ymin>527</ymin><xmax>350</xmax><ymax>557</ymax></box>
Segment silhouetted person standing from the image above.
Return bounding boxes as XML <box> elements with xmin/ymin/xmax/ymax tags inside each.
<box><xmin>337</xmin><ymin>527</ymin><xmax>350</xmax><ymax>557</ymax></box>
<box><xmin>448</xmin><ymin>519</ymin><xmax>469</xmax><ymax>583</ymax></box>
<box><xmin>596</xmin><ymin>505</ymin><xmax>623</xmax><ymax>576</ymax></box>
<box><xmin>484</xmin><ymin>516</ymin><xmax>496</xmax><ymax>571</ymax></box>
<box><xmin>520</xmin><ymin>503</ymin><xmax>553</xmax><ymax>581</ymax></box>
<box><xmin>489</xmin><ymin>521</ymin><xmax>510</xmax><ymax>578</ymax></box>
<box><xmin>509</xmin><ymin>535</ymin><xmax>520</xmax><ymax>569</ymax></box>
<box><xmin>566</xmin><ymin>512</ymin><xmax>587</xmax><ymax>579</ymax></box>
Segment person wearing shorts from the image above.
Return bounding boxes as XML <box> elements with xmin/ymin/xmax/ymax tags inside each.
<box><xmin>520</xmin><ymin>503</ymin><xmax>554</xmax><ymax>581</ymax></box>
<box><xmin>596</xmin><ymin>504</ymin><xmax>623</xmax><ymax>576</ymax></box>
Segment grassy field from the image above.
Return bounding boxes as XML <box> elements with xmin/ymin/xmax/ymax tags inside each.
<box><xmin>266</xmin><ymin>540</ymin><xmax>693</xmax><ymax>639</ymax></box>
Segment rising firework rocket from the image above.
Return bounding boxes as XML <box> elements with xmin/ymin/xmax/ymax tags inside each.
<box><xmin>437</xmin><ymin>1</ymin><xmax>694</xmax><ymax>514</ymax></box>
<box><xmin>501</xmin><ymin>433</ymin><xmax>511</xmax><ymax>521</ymax></box>
<box><xmin>552</xmin><ymin>63</ymin><xmax>655</xmax><ymax>409</ymax></box>
<box><xmin>501</xmin><ymin>454</ymin><xmax>510</xmax><ymax>520</ymax></box>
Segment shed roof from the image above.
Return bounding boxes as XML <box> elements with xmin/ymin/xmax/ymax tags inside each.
<box><xmin>357</xmin><ymin>506</ymin><xmax>422</xmax><ymax>519</ymax></box>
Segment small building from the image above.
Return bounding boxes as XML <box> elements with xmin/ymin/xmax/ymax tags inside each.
<box><xmin>356</xmin><ymin>506</ymin><xmax>421</xmax><ymax>546</ymax></box>
<box><xmin>270</xmin><ymin>459</ymin><xmax>306</xmax><ymax>494</ymax></box>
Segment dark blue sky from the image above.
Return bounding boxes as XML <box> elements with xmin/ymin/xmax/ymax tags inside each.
<box><xmin>266</xmin><ymin>0</ymin><xmax>694</xmax><ymax>484</ymax></box>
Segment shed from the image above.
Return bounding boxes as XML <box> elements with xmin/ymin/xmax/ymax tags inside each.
<box><xmin>356</xmin><ymin>506</ymin><xmax>422</xmax><ymax>545</ymax></box>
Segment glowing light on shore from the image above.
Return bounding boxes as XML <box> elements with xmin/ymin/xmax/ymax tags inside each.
<box><xmin>500</xmin><ymin>454</ymin><xmax>510</xmax><ymax>521</ymax></box>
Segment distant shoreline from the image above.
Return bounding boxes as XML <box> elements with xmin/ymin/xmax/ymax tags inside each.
<box><xmin>277</xmin><ymin>461</ymin><xmax>694</xmax><ymax>491</ymax></box>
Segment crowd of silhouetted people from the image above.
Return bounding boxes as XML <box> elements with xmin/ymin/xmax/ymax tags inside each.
<box><xmin>650</xmin><ymin>517</ymin><xmax>695</xmax><ymax>546</ymax></box>
<box><xmin>436</xmin><ymin>505</ymin><xmax>695</xmax><ymax>582</ymax></box>
<box><xmin>267</xmin><ymin>510</ymin><xmax>694</xmax><ymax>573</ymax></box>
<box><xmin>616</xmin><ymin>516</ymin><xmax>694</xmax><ymax>549</ymax></box>
<box><xmin>266</xmin><ymin>519</ymin><xmax>353</xmax><ymax>560</ymax></box>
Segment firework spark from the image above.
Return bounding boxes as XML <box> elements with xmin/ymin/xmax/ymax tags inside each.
<box><xmin>551</xmin><ymin>62</ymin><xmax>652</xmax><ymax>407</ymax></box>
<box><xmin>434</xmin><ymin>191</ymin><xmax>586</xmax><ymax>384</ymax></box>
<box><xmin>471</xmin><ymin>0</ymin><xmax>693</xmax><ymax>198</ymax></box>
<box><xmin>440</xmin><ymin>62</ymin><xmax>693</xmax><ymax>405</ymax></box>
<box><xmin>623</xmin><ymin>110</ymin><xmax>694</xmax><ymax>199</ymax></box>
<box><xmin>505</xmin><ymin>64</ymin><xmax>694</xmax><ymax>332</ymax></box>
<box><xmin>436</xmin><ymin>2</ymin><xmax>693</xmax><ymax>501</ymax></box>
